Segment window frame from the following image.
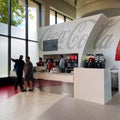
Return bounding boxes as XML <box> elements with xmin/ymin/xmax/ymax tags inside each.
<box><xmin>50</xmin><ymin>9</ymin><xmax>73</xmax><ymax>25</ymax></box>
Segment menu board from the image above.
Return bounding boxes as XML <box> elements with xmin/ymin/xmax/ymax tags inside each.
<box><xmin>43</xmin><ymin>39</ymin><xmax>58</xmax><ymax>51</ymax></box>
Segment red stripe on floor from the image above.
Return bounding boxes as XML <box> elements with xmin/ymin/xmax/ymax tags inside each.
<box><xmin>0</xmin><ymin>85</ymin><xmax>19</xmax><ymax>103</ymax></box>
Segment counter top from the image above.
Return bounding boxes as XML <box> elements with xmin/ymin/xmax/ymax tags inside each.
<box><xmin>10</xmin><ymin>71</ymin><xmax>73</xmax><ymax>83</ymax></box>
<box><xmin>33</xmin><ymin>72</ymin><xmax>73</xmax><ymax>83</ymax></box>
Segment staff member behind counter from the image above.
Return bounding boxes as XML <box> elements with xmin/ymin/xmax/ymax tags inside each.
<box><xmin>36</xmin><ymin>57</ymin><xmax>44</xmax><ymax>66</ymax></box>
<box><xmin>48</xmin><ymin>59</ymin><xmax>54</xmax><ymax>72</ymax></box>
<box><xmin>35</xmin><ymin>57</ymin><xmax>48</xmax><ymax>72</ymax></box>
<box><xmin>36</xmin><ymin>56</ymin><xmax>65</xmax><ymax>73</ymax></box>
<box><xmin>59</xmin><ymin>55</ymin><xmax>65</xmax><ymax>73</ymax></box>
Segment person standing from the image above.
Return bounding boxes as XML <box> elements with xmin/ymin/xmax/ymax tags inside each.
<box><xmin>22</xmin><ymin>56</ymin><xmax>33</xmax><ymax>92</ymax></box>
<box><xmin>36</xmin><ymin>57</ymin><xmax>44</xmax><ymax>66</ymax></box>
<box><xmin>59</xmin><ymin>55</ymin><xmax>65</xmax><ymax>73</ymax></box>
<box><xmin>11</xmin><ymin>55</ymin><xmax>25</xmax><ymax>90</ymax></box>
<box><xmin>45</xmin><ymin>59</ymin><xmax>49</xmax><ymax>72</ymax></box>
<box><xmin>48</xmin><ymin>59</ymin><xmax>54</xmax><ymax>72</ymax></box>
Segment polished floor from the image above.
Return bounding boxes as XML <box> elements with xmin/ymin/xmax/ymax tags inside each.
<box><xmin>0</xmin><ymin>80</ymin><xmax>120</xmax><ymax>120</ymax></box>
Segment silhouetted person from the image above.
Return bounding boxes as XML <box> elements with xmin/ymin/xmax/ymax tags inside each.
<box><xmin>11</xmin><ymin>55</ymin><xmax>25</xmax><ymax>90</ymax></box>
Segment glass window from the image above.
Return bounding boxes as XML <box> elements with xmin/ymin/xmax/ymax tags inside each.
<box><xmin>57</xmin><ymin>13</ymin><xmax>64</xmax><ymax>24</ymax></box>
<box><xmin>50</xmin><ymin>10</ymin><xmax>55</xmax><ymax>25</ymax></box>
<box><xmin>66</xmin><ymin>18</ymin><xmax>72</xmax><ymax>22</ymax></box>
<box><xmin>0</xmin><ymin>0</ymin><xmax>40</xmax><ymax>78</ymax></box>
<box><xmin>28</xmin><ymin>0</ymin><xmax>39</xmax><ymax>41</ymax></box>
<box><xmin>11</xmin><ymin>0</ymin><xmax>25</xmax><ymax>38</ymax></box>
<box><xmin>0</xmin><ymin>0</ymin><xmax>8</xmax><ymax>35</ymax></box>
<box><xmin>28</xmin><ymin>41</ymin><xmax>39</xmax><ymax>66</ymax></box>
<box><xmin>50</xmin><ymin>9</ymin><xmax>73</xmax><ymax>25</ymax></box>
<box><xmin>0</xmin><ymin>37</ymin><xmax>8</xmax><ymax>77</ymax></box>
<box><xmin>11</xmin><ymin>38</ymin><xmax>25</xmax><ymax>71</ymax></box>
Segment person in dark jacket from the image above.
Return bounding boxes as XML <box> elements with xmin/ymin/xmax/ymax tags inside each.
<box><xmin>11</xmin><ymin>55</ymin><xmax>25</xmax><ymax>90</ymax></box>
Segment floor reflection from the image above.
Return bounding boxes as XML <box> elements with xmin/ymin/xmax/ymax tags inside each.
<box><xmin>35</xmin><ymin>79</ymin><xmax>73</xmax><ymax>97</ymax></box>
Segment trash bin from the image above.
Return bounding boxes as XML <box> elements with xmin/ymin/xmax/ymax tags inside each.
<box><xmin>111</xmin><ymin>69</ymin><xmax>119</xmax><ymax>91</ymax></box>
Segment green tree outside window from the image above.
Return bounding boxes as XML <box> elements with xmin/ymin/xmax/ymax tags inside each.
<box><xmin>0</xmin><ymin>0</ymin><xmax>33</xmax><ymax>26</ymax></box>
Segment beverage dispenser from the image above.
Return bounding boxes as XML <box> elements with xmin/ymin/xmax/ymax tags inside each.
<box><xmin>83</xmin><ymin>53</ymin><xmax>105</xmax><ymax>68</ymax></box>
<box><xmin>94</xmin><ymin>54</ymin><xmax>105</xmax><ymax>68</ymax></box>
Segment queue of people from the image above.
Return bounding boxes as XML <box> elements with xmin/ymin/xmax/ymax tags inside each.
<box><xmin>11</xmin><ymin>55</ymin><xmax>65</xmax><ymax>92</ymax></box>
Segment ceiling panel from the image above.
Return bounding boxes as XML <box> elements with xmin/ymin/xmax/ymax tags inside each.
<box><xmin>64</xmin><ymin>0</ymin><xmax>76</xmax><ymax>8</ymax></box>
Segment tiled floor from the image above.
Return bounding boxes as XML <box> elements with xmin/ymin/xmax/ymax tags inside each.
<box><xmin>0</xmin><ymin>89</ymin><xmax>64</xmax><ymax>120</ymax></box>
<box><xmin>0</xmin><ymin>80</ymin><xmax>120</xmax><ymax>120</ymax></box>
<box><xmin>38</xmin><ymin>92</ymin><xmax>120</xmax><ymax>120</ymax></box>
